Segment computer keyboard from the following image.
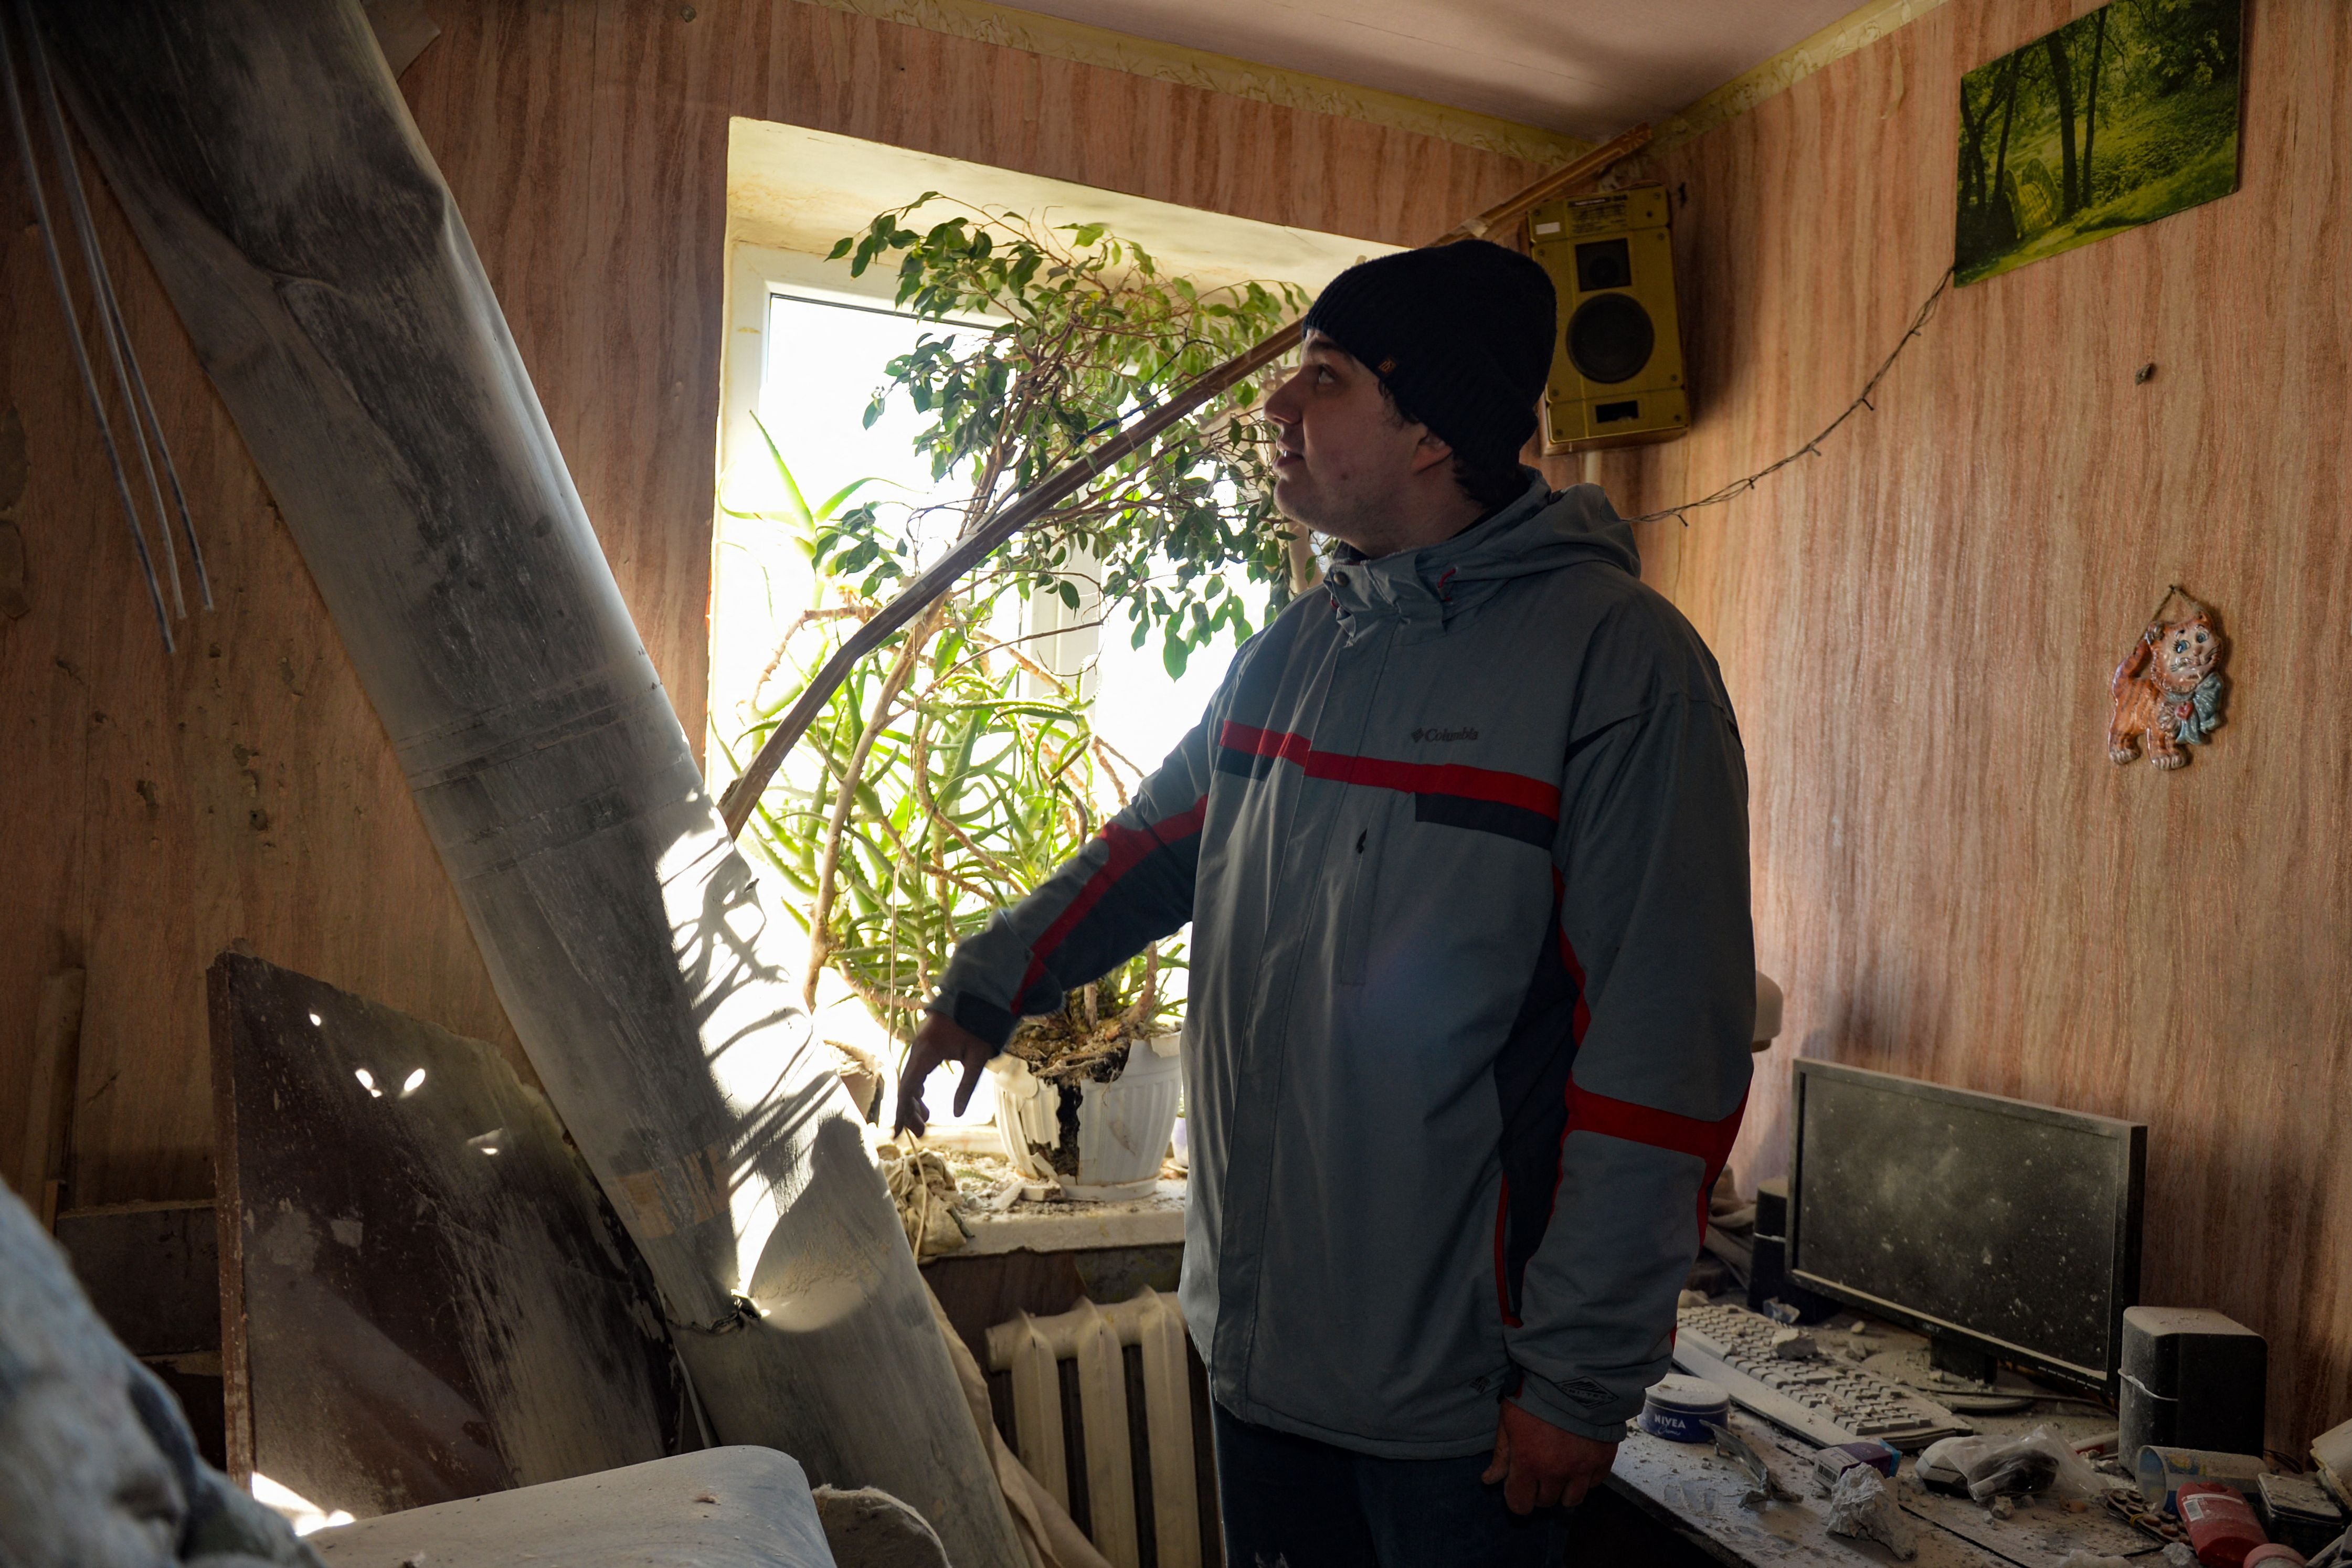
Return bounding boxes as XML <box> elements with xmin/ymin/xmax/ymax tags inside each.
<box><xmin>1672</xmin><ymin>1302</ymin><xmax>1976</xmax><ymax>1450</ymax></box>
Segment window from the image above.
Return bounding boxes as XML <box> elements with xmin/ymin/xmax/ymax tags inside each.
<box><xmin>712</xmin><ymin>121</ymin><xmax>1390</xmax><ymax>1120</ymax></box>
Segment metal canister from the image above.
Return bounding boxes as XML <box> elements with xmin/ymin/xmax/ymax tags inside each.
<box><xmin>2242</xmin><ymin>1546</ymin><xmax>2308</xmax><ymax>1567</ymax></box>
<box><xmin>1640</xmin><ymin>1374</ymin><xmax>1730</xmax><ymax>1443</ymax></box>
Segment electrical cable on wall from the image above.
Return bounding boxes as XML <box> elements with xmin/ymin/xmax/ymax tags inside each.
<box><xmin>0</xmin><ymin>1</ymin><xmax>208</xmax><ymax>649</ymax></box>
<box><xmin>22</xmin><ymin>0</ymin><xmax>210</xmax><ymax>613</ymax></box>
<box><xmin>1631</xmin><ymin>266</ymin><xmax>1955</xmax><ymax>526</ymax></box>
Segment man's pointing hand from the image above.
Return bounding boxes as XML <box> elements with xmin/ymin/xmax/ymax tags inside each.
<box><xmin>894</xmin><ymin>1012</ymin><xmax>996</xmax><ymax>1137</ymax></box>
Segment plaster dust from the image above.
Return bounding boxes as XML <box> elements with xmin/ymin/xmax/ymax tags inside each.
<box><xmin>887</xmin><ymin>1142</ymin><xmax>1189</xmax><ymax>1256</ymax></box>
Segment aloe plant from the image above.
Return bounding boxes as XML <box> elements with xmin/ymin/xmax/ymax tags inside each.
<box><xmin>721</xmin><ymin>444</ymin><xmax>1174</xmax><ymax>1062</ymax></box>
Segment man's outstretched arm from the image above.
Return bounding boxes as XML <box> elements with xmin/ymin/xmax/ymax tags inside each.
<box><xmin>895</xmin><ymin>684</ymin><xmax>1231</xmax><ymax>1135</ymax></box>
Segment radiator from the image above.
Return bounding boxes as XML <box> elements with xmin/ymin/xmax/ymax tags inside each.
<box><xmin>986</xmin><ymin>1289</ymin><xmax>1202</xmax><ymax>1568</ymax></box>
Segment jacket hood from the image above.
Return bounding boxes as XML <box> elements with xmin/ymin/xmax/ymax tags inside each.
<box><xmin>1322</xmin><ymin>474</ymin><xmax>1640</xmax><ymax>639</ymax></box>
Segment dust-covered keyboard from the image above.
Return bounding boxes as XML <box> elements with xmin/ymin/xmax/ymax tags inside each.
<box><xmin>1672</xmin><ymin>1302</ymin><xmax>1975</xmax><ymax>1450</ymax></box>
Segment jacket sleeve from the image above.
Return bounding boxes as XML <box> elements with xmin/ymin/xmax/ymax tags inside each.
<box><xmin>1504</xmin><ymin>672</ymin><xmax>1755</xmax><ymax>1442</ymax></box>
<box><xmin>928</xmin><ymin>683</ymin><xmax>1225</xmax><ymax>1050</ymax></box>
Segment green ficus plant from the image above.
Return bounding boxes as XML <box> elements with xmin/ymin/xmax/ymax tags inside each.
<box><xmin>720</xmin><ymin>203</ymin><xmax>1312</xmax><ymax>1068</ymax></box>
<box><xmin>824</xmin><ymin>195</ymin><xmax>1311</xmax><ymax>679</ymax></box>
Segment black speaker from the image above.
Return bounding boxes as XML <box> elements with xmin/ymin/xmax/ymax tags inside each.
<box><xmin>2120</xmin><ymin>1306</ymin><xmax>2267</xmax><ymax>1459</ymax></box>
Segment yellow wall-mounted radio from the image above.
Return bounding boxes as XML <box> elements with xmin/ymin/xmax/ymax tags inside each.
<box><xmin>1528</xmin><ymin>185</ymin><xmax>1687</xmax><ymax>452</ymax></box>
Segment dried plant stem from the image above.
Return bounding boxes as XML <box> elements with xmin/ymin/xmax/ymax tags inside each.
<box><xmin>752</xmin><ymin>604</ymin><xmax>870</xmax><ymax>711</ymax></box>
<box><xmin>1119</xmin><ymin>945</ymin><xmax>1160</xmax><ymax>1032</ymax></box>
<box><xmin>803</xmin><ymin>599</ymin><xmax>944</xmax><ymax>1008</ymax></box>
<box><xmin>1283</xmin><ymin>525</ymin><xmax>1323</xmax><ymax>595</ymax></box>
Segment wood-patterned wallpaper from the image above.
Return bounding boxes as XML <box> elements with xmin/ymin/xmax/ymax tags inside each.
<box><xmin>0</xmin><ymin>0</ymin><xmax>1539</xmax><ymax>1205</ymax></box>
<box><xmin>19</xmin><ymin>0</ymin><xmax>2338</xmax><ymax>1454</ymax></box>
<box><xmin>1604</xmin><ymin>0</ymin><xmax>2351</xmax><ymax>1450</ymax></box>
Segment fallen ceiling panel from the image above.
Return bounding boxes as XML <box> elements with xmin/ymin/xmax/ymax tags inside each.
<box><xmin>35</xmin><ymin>3</ymin><xmax>1022</xmax><ymax>1560</ymax></box>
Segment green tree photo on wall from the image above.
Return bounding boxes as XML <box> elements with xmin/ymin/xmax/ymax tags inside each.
<box><xmin>1956</xmin><ymin>0</ymin><xmax>2241</xmax><ymax>285</ymax></box>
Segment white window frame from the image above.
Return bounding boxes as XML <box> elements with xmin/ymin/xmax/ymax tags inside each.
<box><xmin>710</xmin><ymin>120</ymin><xmax>1393</xmax><ymax>1140</ymax></box>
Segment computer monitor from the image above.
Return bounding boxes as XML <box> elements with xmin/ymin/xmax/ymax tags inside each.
<box><xmin>1787</xmin><ymin>1061</ymin><xmax>2146</xmax><ymax>1393</ymax></box>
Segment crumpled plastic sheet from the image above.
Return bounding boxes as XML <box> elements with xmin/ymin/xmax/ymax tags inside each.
<box><xmin>1918</xmin><ymin>1426</ymin><xmax>2118</xmax><ymax>1502</ymax></box>
<box><xmin>880</xmin><ymin>1143</ymin><xmax>972</xmax><ymax>1262</ymax></box>
<box><xmin>1825</xmin><ymin>1465</ymin><xmax>1916</xmax><ymax>1561</ymax></box>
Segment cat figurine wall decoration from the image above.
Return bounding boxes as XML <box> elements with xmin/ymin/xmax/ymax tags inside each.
<box><xmin>2108</xmin><ymin>590</ymin><xmax>2226</xmax><ymax>770</ymax></box>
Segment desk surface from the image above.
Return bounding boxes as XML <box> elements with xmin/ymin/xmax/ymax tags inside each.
<box><xmin>1607</xmin><ymin>1320</ymin><xmax>2163</xmax><ymax>1567</ymax></box>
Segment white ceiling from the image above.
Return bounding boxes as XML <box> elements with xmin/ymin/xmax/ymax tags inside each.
<box><xmin>1010</xmin><ymin>0</ymin><xmax>1866</xmax><ymax>139</ymax></box>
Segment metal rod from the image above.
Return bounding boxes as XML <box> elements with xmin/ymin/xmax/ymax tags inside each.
<box><xmin>718</xmin><ymin>124</ymin><xmax>1652</xmax><ymax>836</ymax></box>
<box><xmin>99</xmin><ymin>226</ymin><xmax>213</xmax><ymax>610</ymax></box>
<box><xmin>19</xmin><ymin>0</ymin><xmax>194</xmax><ymax>616</ymax></box>
<box><xmin>1439</xmin><ymin>126</ymin><xmax>1655</xmax><ymax>242</ymax></box>
<box><xmin>0</xmin><ymin>5</ymin><xmax>172</xmax><ymax>650</ymax></box>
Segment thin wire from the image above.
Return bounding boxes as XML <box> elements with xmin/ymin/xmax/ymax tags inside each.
<box><xmin>0</xmin><ymin>7</ymin><xmax>173</xmax><ymax>650</ymax></box>
<box><xmin>102</xmin><ymin>274</ymin><xmax>211</xmax><ymax>608</ymax></box>
<box><xmin>19</xmin><ymin>0</ymin><xmax>205</xmax><ymax>615</ymax></box>
<box><xmin>1631</xmin><ymin>267</ymin><xmax>1956</xmax><ymax>526</ymax></box>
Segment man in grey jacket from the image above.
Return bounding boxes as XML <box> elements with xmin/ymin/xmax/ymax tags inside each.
<box><xmin>897</xmin><ymin>240</ymin><xmax>1754</xmax><ymax>1564</ymax></box>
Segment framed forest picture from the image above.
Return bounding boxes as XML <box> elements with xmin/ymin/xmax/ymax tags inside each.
<box><xmin>1956</xmin><ymin>0</ymin><xmax>2242</xmax><ymax>285</ymax></box>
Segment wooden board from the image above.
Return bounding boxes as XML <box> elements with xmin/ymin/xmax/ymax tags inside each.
<box><xmin>1597</xmin><ymin>0</ymin><xmax>2352</xmax><ymax>1454</ymax></box>
<box><xmin>209</xmin><ymin>950</ymin><xmax>694</xmax><ymax>1518</ymax></box>
<box><xmin>16</xmin><ymin>967</ymin><xmax>84</xmax><ymax>1222</ymax></box>
<box><xmin>49</xmin><ymin>9</ymin><xmax>1024</xmax><ymax>1556</ymax></box>
<box><xmin>1898</xmin><ymin>1485</ymin><xmax>2157</xmax><ymax>1566</ymax></box>
<box><xmin>55</xmin><ymin>1196</ymin><xmax>229</xmax><ymax>1470</ymax></box>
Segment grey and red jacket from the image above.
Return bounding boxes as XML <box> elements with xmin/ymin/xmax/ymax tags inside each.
<box><xmin>931</xmin><ymin>478</ymin><xmax>1755</xmax><ymax>1455</ymax></box>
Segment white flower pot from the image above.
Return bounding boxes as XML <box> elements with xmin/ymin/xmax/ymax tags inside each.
<box><xmin>989</xmin><ymin>1033</ymin><xmax>1181</xmax><ymax>1200</ymax></box>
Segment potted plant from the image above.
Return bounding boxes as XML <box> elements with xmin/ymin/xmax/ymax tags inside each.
<box><xmin>724</xmin><ymin>202</ymin><xmax>1309</xmax><ymax>1189</ymax></box>
<box><xmin>988</xmin><ymin>947</ymin><xmax>1184</xmax><ymax>1199</ymax></box>
<box><xmin>728</xmin><ymin>487</ymin><xmax>1187</xmax><ymax>1190</ymax></box>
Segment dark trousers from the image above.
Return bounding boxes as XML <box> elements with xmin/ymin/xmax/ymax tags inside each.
<box><xmin>1211</xmin><ymin>1403</ymin><xmax>1571</xmax><ymax>1568</ymax></box>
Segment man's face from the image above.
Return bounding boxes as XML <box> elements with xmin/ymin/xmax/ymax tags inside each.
<box><xmin>1263</xmin><ymin>333</ymin><xmax>1447</xmax><ymax>550</ymax></box>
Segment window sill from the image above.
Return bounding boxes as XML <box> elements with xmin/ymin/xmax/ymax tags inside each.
<box><xmin>957</xmin><ymin>1177</ymin><xmax>1187</xmax><ymax>1256</ymax></box>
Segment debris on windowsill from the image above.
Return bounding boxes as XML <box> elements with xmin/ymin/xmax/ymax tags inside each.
<box><xmin>872</xmin><ymin>1143</ymin><xmax>1188</xmax><ymax>1259</ymax></box>
<box><xmin>877</xmin><ymin>1141</ymin><xmax>971</xmax><ymax>1262</ymax></box>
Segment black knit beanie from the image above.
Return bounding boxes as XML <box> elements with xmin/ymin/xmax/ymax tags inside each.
<box><xmin>1299</xmin><ymin>239</ymin><xmax>1556</xmax><ymax>470</ymax></box>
